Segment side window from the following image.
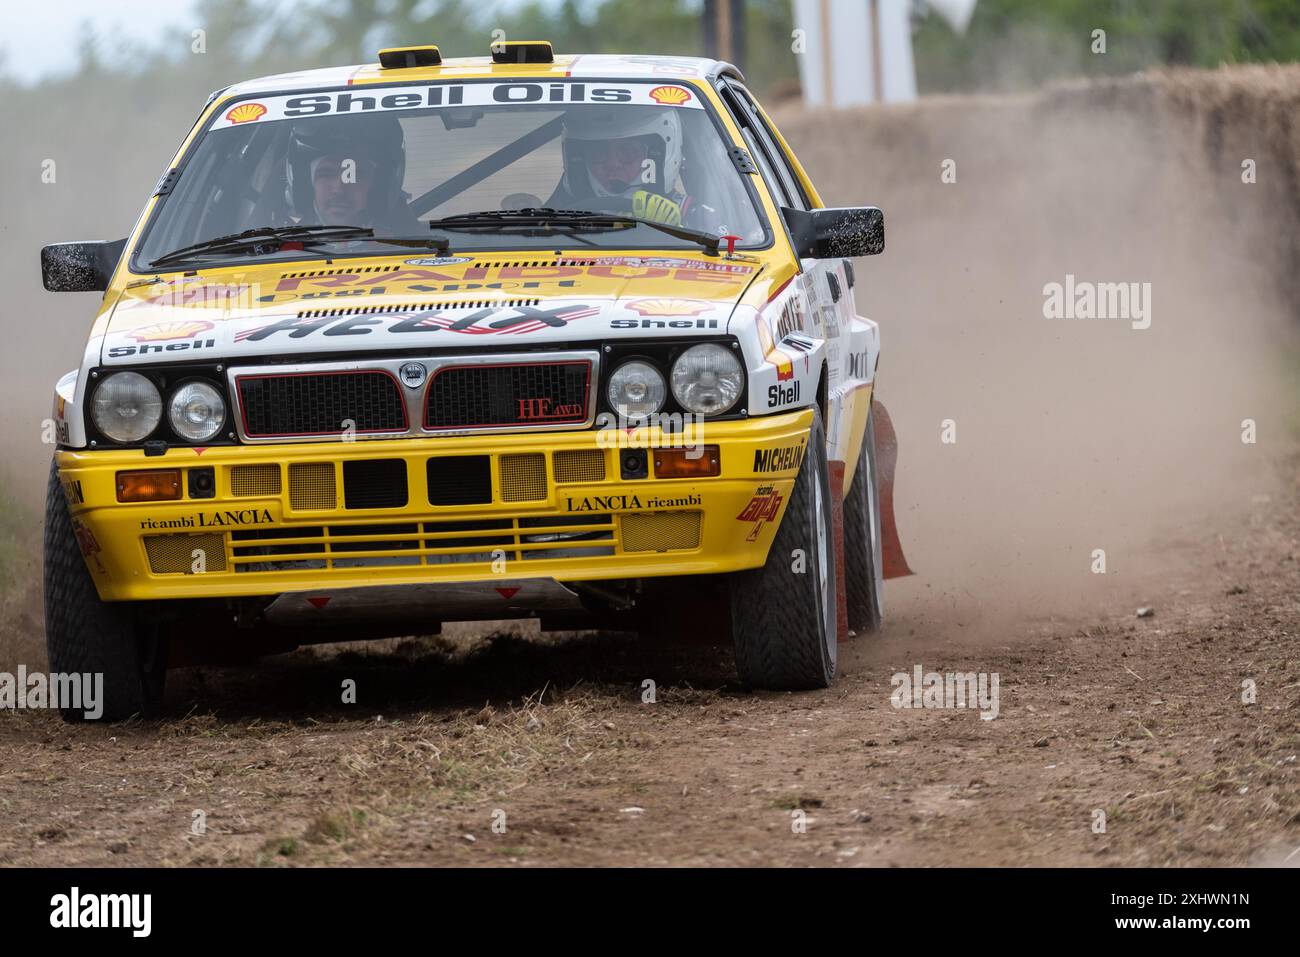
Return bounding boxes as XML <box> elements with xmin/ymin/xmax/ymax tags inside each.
<box><xmin>722</xmin><ymin>81</ymin><xmax>810</xmax><ymax>211</ymax></box>
<box><xmin>718</xmin><ymin>82</ymin><xmax>796</xmax><ymax>210</ymax></box>
<box><xmin>747</xmin><ymin>101</ymin><xmax>814</xmax><ymax>210</ymax></box>
<box><xmin>743</xmin><ymin>128</ymin><xmax>794</xmax><ymax>208</ymax></box>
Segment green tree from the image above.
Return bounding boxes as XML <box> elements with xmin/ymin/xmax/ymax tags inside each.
<box><xmin>914</xmin><ymin>0</ymin><xmax>1300</xmax><ymax>94</ymax></box>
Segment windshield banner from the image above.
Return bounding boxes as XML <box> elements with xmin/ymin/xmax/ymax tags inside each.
<box><xmin>212</xmin><ymin>81</ymin><xmax>704</xmax><ymax>130</ymax></box>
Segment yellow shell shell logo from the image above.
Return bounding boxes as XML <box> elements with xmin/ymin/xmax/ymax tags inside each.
<box><xmin>128</xmin><ymin>321</ymin><xmax>216</xmax><ymax>342</ymax></box>
<box><xmin>649</xmin><ymin>86</ymin><xmax>691</xmax><ymax>106</ymax></box>
<box><xmin>627</xmin><ymin>298</ymin><xmax>710</xmax><ymax>317</ymax></box>
<box><xmin>226</xmin><ymin>102</ymin><xmax>267</xmax><ymax>124</ymax></box>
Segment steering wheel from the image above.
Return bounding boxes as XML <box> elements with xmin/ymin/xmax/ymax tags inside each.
<box><xmin>501</xmin><ymin>193</ymin><xmax>542</xmax><ymax>211</ymax></box>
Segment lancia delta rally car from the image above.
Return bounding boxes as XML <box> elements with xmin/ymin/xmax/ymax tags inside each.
<box><xmin>41</xmin><ymin>42</ymin><xmax>911</xmax><ymax>720</ymax></box>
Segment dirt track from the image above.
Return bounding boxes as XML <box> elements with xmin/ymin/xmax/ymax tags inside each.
<box><xmin>2</xmin><ymin>66</ymin><xmax>1299</xmax><ymax>866</ymax></box>
<box><xmin>0</xmin><ymin>474</ymin><xmax>1297</xmax><ymax>866</ymax></box>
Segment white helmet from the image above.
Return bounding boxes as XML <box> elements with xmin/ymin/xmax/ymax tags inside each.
<box><xmin>561</xmin><ymin>106</ymin><xmax>683</xmax><ymax>199</ymax></box>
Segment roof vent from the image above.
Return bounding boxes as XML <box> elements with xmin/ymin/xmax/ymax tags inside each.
<box><xmin>378</xmin><ymin>46</ymin><xmax>442</xmax><ymax>69</ymax></box>
<box><xmin>491</xmin><ymin>41</ymin><xmax>554</xmax><ymax>64</ymax></box>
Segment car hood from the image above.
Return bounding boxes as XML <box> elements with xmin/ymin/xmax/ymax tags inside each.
<box><xmin>99</xmin><ymin>253</ymin><xmax>767</xmax><ymax>366</ymax></box>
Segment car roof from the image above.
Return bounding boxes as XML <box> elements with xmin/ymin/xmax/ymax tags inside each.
<box><xmin>222</xmin><ymin>54</ymin><xmax>744</xmax><ymax>99</ymax></box>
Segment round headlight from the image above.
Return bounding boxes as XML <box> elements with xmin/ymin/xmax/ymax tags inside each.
<box><xmin>607</xmin><ymin>360</ymin><xmax>667</xmax><ymax>421</ymax></box>
<box><xmin>91</xmin><ymin>371</ymin><xmax>162</xmax><ymax>443</ymax></box>
<box><xmin>670</xmin><ymin>343</ymin><xmax>743</xmax><ymax>416</ymax></box>
<box><xmin>168</xmin><ymin>381</ymin><xmax>226</xmax><ymax>443</ymax></box>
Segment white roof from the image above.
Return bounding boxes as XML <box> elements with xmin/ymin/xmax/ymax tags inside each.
<box><xmin>222</xmin><ymin>54</ymin><xmax>732</xmax><ymax>100</ymax></box>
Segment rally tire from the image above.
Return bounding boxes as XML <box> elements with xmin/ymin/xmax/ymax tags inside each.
<box><xmin>844</xmin><ymin>406</ymin><xmax>885</xmax><ymax>634</ymax></box>
<box><xmin>43</xmin><ymin>461</ymin><xmax>166</xmax><ymax>722</ymax></box>
<box><xmin>730</xmin><ymin>406</ymin><xmax>837</xmax><ymax>690</ymax></box>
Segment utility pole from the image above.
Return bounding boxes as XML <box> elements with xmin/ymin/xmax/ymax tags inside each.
<box><xmin>702</xmin><ymin>0</ymin><xmax>746</xmax><ymax>70</ymax></box>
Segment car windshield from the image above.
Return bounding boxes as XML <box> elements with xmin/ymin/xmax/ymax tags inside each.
<box><xmin>134</xmin><ymin>79</ymin><xmax>768</xmax><ymax>268</ymax></box>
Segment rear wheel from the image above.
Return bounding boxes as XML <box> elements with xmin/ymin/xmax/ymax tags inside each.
<box><xmin>844</xmin><ymin>406</ymin><xmax>885</xmax><ymax>634</ymax></box>
<box><xmin>43</xmin><ymin>461</ymin><xmax>166</xmax><ymax>722</ymax></box>
<box><xmin>730</xmin><ymin>407</ymin><xmax>837</xmax><ymax>690</ymax></box>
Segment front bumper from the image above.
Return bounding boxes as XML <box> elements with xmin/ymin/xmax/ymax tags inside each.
<box><xmin>56</xmin><ymin>409</ymin><xmax>813</xmax><ymax>603</ymax></box>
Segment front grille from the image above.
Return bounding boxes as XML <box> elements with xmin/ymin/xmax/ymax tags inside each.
<box><xmin>289</xmin><ymin>462</ymin><xmax>337</xmax><ymax>510</ymax></box>
<box><xmin>226</xmin><ymin>515</ymin><xmax>618</xmax><ymax>572</ymax></box>
<box><xmin>144</xmin><ymin>533</ymin><xmax>227</xmax><ymax>574</ymax></box>
<box><xmin>423</xmin><ymin>519</ymin><xmax>515</xmax><ymax>564</ymax></box>
<box><xmin>500</xmin><ymin>453</ymin><xmax>547</xmax><ymax>503</ymax></box>
<box><xmin>343</xmin><ymin>459</ymin><xmax>408</xmax><ymax>510</ymax></box>
<box><xmin>427</xmin><ymin>456</ymin><xmax>492</xmax><ymax>506</ymax></box>
<box><xmin>231</xmin><ymin>527</ymin><xmax>325</xmax><ymax>571</ymax></box>
<box><xmin>554</xmin><ymin>449</ymin><xmax>606</xmax><ymax>483</ymax></box>
<box><xmin>176</xmin><ymin>506</ymin><xmax>700</xmax><ymax>575</ymax></box>
<box><xmin>621</xmin><ymin>511</ymin><xmax>702</xmax><ymax>552</ymax></box>
<box><xmin>230</xmin><ymin>464</ymin><xmax>281</xmax><ymax>497</ymax></box>
<box><xmin>237</xmin><ymin>371</ymin><xmax>406</xmax><ymax>438</ymax></box>
<box><xmin>150</xmin><ymin>513</ymin><xmax>702</xmax><ymax>575</ymax></box>
<box><xmin>331</xmin><ymin>522</ymin><xmax>420</xmax><ymax>567</ymax></box>
<box><xmin>424</xmin><ymin>361</ymin><xmax>590</xmax><ymax>430</ymax></box>
<box><xmin>518</xmin><ymin>515</ymin><xmax>614</xmax><ymax>560</ymax></box>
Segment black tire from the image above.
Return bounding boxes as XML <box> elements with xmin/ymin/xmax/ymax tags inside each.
<box><xmin>43</xmin><ymin>461</ymin><xmax>166</xmax><ymax>722</ymax></box>
<box><xmin>730</xmin><ymin>406</ymin><xmax>837</xmax><ymax>690</ymax></box>
<box><xmin>844</xmin><ymin>407</ymin><xmax>885</xmax><ymax>634</ymax></box>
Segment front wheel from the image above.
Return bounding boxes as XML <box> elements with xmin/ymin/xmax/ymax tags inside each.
<box><xmin>43</xmin><ymin>461</ymin><xmax>166</xmax><ymax>722</ymax></box>
<box><xmin>729</xmin><ymin>406</ymin><xmax>837</xmax><ymax>690</ymax></box>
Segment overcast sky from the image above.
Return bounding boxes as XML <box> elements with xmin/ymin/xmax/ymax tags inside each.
<box><xmin>0</xmin><ymin>0</ymin><xmax>562</xmax><ymax>81</ymax></box>
<box><xmin>0</xmin><ymin>0</ymin><xmax>201</xmax><ymax>79</ymax></box>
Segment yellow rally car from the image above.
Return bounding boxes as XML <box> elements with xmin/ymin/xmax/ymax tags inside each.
<box><xmin>40</xmin><ymin>43</ymin><xmax>910</xmax><ymax>720</ymax></box>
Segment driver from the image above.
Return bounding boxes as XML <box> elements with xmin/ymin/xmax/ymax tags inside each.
<box><xmin>284</xmin><ymin>113</ymin><xmax>420</xmax><ymax>232</ymax></box>
<box><xmin>550</xmin><ymin>106</ymin><xmax>694</xmax><ymax>227</ymax></box>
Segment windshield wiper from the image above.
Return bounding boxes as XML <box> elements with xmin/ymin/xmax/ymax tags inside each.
<box><xmin>425</xmin><ymin>208</ymin><xmax>722</xmax><ymax>253</ymax></box>
<box><xmin>150</xmin><ymin>225</ymin><xmax>373</xmax><ymax>267</ymax></box>
<box><xmin>150</xmin><ymin>225</ymin><xmax>450</xmax><ymax>269</ymax></box>
<box><xmin>427</xmin><ymin>208</ymin><xmax>595</xmax><ymax>225</ymax></box>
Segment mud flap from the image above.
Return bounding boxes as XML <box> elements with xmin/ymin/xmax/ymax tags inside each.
<box><xmin>873</xmin><ymin>399</ymin><xmax>914</xmax><ymax>579</ymax></box>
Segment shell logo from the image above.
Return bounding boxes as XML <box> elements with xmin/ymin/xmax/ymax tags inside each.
<box><xmin>226</xmin><ymin>102</ymin><xmax>267</xmax><ymax>124</ymax></box>
<box><xmin>773</xmin><ymin>353</ymin><xmax>794</xmax><ymax>381</ymax></box>
<box><xmin>649</xmin><ymin>86</ymin><xmax>691</xmax><ymax>106</ymax></box>
<box><xmin>627</xmin><ymin>298</ymin><xmax>710</xmax><ymax>317</ymax></box>
<box><xmin>127</xmin><ymin>320</ymin><xmax>216</xmax><ymax>342</ymax></box>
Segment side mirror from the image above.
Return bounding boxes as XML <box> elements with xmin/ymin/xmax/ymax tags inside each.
<box><xmin>41</xmin><ymin>239</ymin><xmax>127</xmax><ymax>292</ymax></box>
<box><xmin>782</xmin><ymin>207</ymin><xmax>884</xmax><ymax>259</ymax></box>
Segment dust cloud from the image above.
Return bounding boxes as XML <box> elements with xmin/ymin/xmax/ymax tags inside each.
<box><xmin>778</xmin><ymin>66</ymin><xmax>1300</xmax><ymax>638</ymax></box>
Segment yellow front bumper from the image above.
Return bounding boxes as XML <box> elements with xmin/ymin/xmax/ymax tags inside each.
<box><xmin>56</xmin><ymin>410</ymin><xmax>813</xmax><ymax>602</ymax></box>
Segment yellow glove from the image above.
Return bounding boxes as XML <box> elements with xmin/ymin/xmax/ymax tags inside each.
<box><xmin>632</xmin><ymin>190</ymin><xmax>684</xmax><ymax>227</ymax></box>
